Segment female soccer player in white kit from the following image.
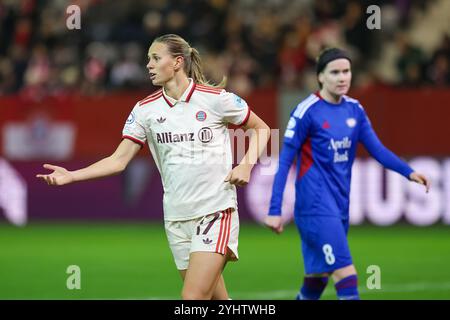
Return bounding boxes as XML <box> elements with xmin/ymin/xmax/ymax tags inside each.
<box><xmin>37</xmin><ymin>34</ymin><xmax>271</xmax><ymax>300</ymax></box>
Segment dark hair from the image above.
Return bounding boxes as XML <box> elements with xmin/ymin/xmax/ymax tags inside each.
<box><xmin>153</xmin><ymin>34</ymin><xmax>226</xmax><ymax>88</ymax></box>
<box><xmin>316</xmin><ymin>48</ymin><xmax>352</xmax><ymax>88</ymax></box>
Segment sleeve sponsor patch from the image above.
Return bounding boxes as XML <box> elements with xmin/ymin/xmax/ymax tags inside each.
<box><xmin>126</xmin><ymin>111</ymin><xmax>135</xmax><ymax>125</ymax></box>
<box><xmin>233</xmin><ymin>93</ymin><xmax>248</xmax><ymax>109</ymax></box>
<box><xmin>287</xmin><ymin>117</ymin><xmax>296</xmax><ymax>129</ymax></box>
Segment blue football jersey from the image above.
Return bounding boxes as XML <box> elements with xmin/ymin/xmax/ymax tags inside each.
<box><xmin>269</xmin><ymin>93</ymin><xmax>413</xmax><ymax>219</ymax></box>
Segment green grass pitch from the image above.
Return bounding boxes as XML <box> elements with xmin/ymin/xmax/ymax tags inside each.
<box><xmin>0</xmin><ymin>222</ymin><xmax>449</xmax><ymax>300</ymax></box>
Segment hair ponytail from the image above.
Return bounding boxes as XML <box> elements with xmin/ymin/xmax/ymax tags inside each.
<box><xmin>189</xmin><ymin>47</ymin><xmax>226</xmax><ymax>88</ymax></box>
<box><xmin>153</xmin><ymin>34</ymin><xmax>226</xmax><ymax>88</ymax></box>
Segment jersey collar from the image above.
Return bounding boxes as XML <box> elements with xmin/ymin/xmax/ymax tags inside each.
<box><xmin>315</xmin><ymin>91</ymin><xmax>345</xmax><ymax>106</ymax></box>
<box><xmin>162</xmin><ymin>78</ymin><xmax>196</xmax><ymax>108</ymax></box>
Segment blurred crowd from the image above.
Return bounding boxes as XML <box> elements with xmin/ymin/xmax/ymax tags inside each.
<box><xmin>0</xmin><ymin>0</ymin><xmax>448</xmax><ymax>98</ymax></box>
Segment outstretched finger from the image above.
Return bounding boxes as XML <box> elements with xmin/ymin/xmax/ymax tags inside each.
<box><xmin>424</xmin><ymin>177</ymin><xmax>431</xmax><ymax>193</ymax></box>
<box><xmin>43</xmin><ymin>164</ymin><xmax>58</xmax><ymax>171</ymax></box>
<box><xmin>224</xmin><ymin>172</ymin><xmax>232</xmax><ymax>182</ymax></box>
<box><xmin>415</xmin><ymin>174</ymin><xmax>430</xmax><ymax>193</ymax></box>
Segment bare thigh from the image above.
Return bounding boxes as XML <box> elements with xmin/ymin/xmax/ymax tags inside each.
<box><xmin>181</xmin><ymin>251</ymin><xmax>228</xmax><ymax>300</ymax></box>
<box><xmin>179</xmin><ymin>267</ymin><xmax>229</xmax><ymax>300</ymax></box>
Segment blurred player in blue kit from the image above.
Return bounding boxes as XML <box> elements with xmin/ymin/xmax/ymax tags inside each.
<box><xmin>265</xmin><ymin>48</ymin><xmax>430</xmax><ymax>300</ymax></box>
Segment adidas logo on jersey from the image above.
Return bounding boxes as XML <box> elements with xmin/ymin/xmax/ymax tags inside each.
<box><xmin>203</xmin><ymin>238</ymin><xmax>212</xmax><ymax>244</ymax></box>
<box><xmin>156</xmin><ymin>132</ymin><xmax>195</xmax><ymax>144</ymax></box>
<box><xmin>157</xmin><ymin>117</ymin><xmax>166</xmax><ymax>123</ymax></box>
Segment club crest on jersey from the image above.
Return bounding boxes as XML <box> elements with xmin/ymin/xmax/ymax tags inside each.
<box><xmin>196</xmin><ymin>111</ymin><xmax>207</xmax><ymax>122</ymax></box>
<box><xmin>198</xmin><ymin>127</ymin><xmax>213</xmax><ymax>143</ymax></box>
<box><xmin>346</xmin><ymin>118</ymin><xmax>357</xmax><ymax>128</ymax></box>
<box><xmin>126</xmin><ymin>112</ymin><xmax>135</xmax><ymax>125</ymax></box>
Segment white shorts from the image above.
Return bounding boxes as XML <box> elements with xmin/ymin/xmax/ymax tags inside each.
<box><xmin>164</xmin><ymin>208</ymin><xmax>239</xmax><ymax>270</ymax></box>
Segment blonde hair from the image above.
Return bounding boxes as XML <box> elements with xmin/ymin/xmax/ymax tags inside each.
<box><xmin>153</xmin><ymin>34</ymin><xmax>226</xmax><ymax>88</ymax></box>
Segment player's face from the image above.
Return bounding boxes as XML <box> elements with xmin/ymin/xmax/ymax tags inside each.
<box><xmin>319</xmin><ymin>59</ymin><xmax>352</xmax><ymax>97</ymax></box>
<box><xmin>146</xmin><ymin>42</ymin><xmax>177</xmax><ymax>86</ymax></box>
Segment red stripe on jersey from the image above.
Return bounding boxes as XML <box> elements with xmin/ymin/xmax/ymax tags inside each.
<box><xmin>239</xmin><ymin>106</ymin><xmax>251</xmax><ymax>127</ymax></box>
<box><xmin>162</xmin><ymin>94</ymin><xmax>174</xmax><ymax>107</ymax></box>
<box><xmin>298</xmin><ymin>137</ymin><xmax>313</xmax><ymax>178</ymax></box>
<box><xmin>145</xmin><ymin>88</ymin><xmax>163</xmax><ymax>98</ymax></box>
<box><xmin>314</xmin><ymin>91</ymin><xmax>323</xmax><ymax>99</ymax></box>
<box><xmin>141</xmin><ymin>91</ymin><xmax>162</xmax><ymax>100</ymax></box>
<box><xmin>122</xmin><ymin>135</ymin><xmax>145</xmax><ymax>147</ymax></box>
<box><xmin>196</xmin><ymin>84</ymin><xmax>223</xmax><ymax>91</ymax></box>
<box><xmin>196</xmin><ymin>85</ymin><xmax>223</xmax><ymax>93</ymax></box>
<box><xmin>218</xmin><ymin>210</ymin><xmax>229</xmax><ymax>254</ymax></box>
<box><xmin>196</xmin><ymin>84</ymin><xmax>222</xmax><ymax>90</ymax></box>
<box><xmin>139</xmin><ymin>89</ymin><xmax>162</xmax><ymax>105</ymax></box>
<box><xmin>139</xmin><ymin>93</ymin><xmax>163</xmax><ymax>106</ymax></box>
<box><xmin>215</xmin><ymin>211</ymin><xmax>227</xmax><ymax>254</ymax></box>
<box><xmin>185</xmin><ymin>83</ymin><xmax>196</xmax><ymax>102</ymax></box>
<box><xmin>221</xmin><ymin>209</ymin><xmax>232</xmax><ymax>254</ymax></box>
<box><xmin>140</xmin><ymin>94</ymin><xmax>162</xmax><ymax>106</ymax></box>
<box><xmin>196</xmin><ymin>88</ymin><xmax>222</xmax><ymax>95</ymax></box>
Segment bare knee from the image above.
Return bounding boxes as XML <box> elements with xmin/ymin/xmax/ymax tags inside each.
<box><xmin>332</xmin><ymin>265</ymin><xmax>357</xmax><ymax>283</ymax></box>
<box><xmin>211</xmin><ymin>276</ymin><xmax>229</xmax><ymax>300</ymax></box>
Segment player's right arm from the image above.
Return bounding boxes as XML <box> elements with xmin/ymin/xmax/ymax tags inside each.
<box><xmin>265</xmin><ymin>143</ymin><xmax>297</xmax><ymax>234</ymax></box>
<box><xmin>36</xmin><ymin>139</ymin><xmax>141</xmax><ymax>186</ymax></box>
<box><xmin>265</xmin><ymin>108</ymin><xmax>311</xmax><ymax>234</ymax></box>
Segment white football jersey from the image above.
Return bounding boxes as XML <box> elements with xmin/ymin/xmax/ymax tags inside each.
<box><xmin>122</xmin><ymin>79</ymin><xmax>251</xmax><ymax>221</ymax></box>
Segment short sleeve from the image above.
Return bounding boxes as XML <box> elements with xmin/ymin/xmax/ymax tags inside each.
<box><xmin>122</xmin><ymin>103</ymin><xmax>146</xmax><ymax>146</ymax></box>
<box><xmin>218</xmin><ymin>91</ymin><xmax>251</xmax><ymax>126</ymax></box>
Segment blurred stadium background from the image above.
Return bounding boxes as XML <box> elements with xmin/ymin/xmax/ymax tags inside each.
<box><xmin>0</xmin><ymin>0</ymin><xmax>449</xmax><ymax>299</ymax></box>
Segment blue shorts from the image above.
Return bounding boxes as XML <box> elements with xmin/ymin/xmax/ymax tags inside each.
<box><xmin>295</xmin><ymin>215</ymin><xmax>353</xmax><ymax>274</ymax></box>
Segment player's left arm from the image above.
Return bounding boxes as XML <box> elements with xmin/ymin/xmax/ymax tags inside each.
<box><xmin>358</xmin><ymin>107</ymin><xmax>430</xmax><ymax>193</ymax></box>
<box><xmin>225</xmin><ymin>111</ymin><xmax>271</xmax><ymax>186</ymax></box>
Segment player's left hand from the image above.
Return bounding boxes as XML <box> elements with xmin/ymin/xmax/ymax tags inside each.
<box><xmin>264</xmin><ymin>215</ymin><xmax>284</xmax><ymax>234</ymax></box>
<box><xmin>409</xmin><ymin>172</ymin><xmax>430</xmax><ymax>193</ymax></box>
<box><xmin>224</xmin><ymin>164</ymin><xmax>252</xmax><ymax>187</ymax></box>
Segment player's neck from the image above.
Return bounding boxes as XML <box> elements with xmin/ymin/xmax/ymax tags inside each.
<box><xmin>163</xmin><ymin>76</ymin><xmax>190</xmax><ymax>101</ymax></box>
<box><xmin>319</xmin><ymin>89</ymin><xmax>343</xmax><ymax>104</ymax></box>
